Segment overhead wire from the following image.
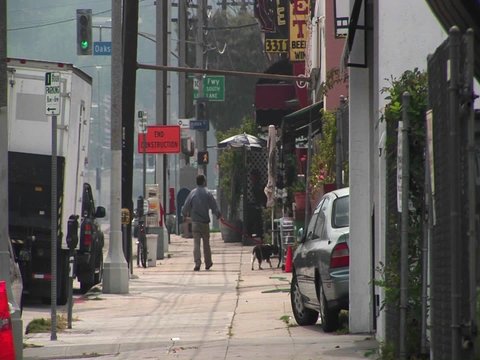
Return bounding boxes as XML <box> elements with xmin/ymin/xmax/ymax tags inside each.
<box><xmin>7</xmin><ymin>0</ymin><xmax>152</xmax><ymax>32</ymax></box>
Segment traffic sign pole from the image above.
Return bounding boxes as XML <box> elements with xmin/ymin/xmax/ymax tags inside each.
<box><xmin>45</xmin><ymin>71</ymin><xmax>61</xmax><ymax>341</ymax></box>
<box><xmin>45</xmin><ymin>72</ymin><xmax>61</xmax><ymax>115</ymax></box>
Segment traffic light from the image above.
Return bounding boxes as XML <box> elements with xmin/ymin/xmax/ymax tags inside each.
<box><xmin>196</xmin><ymin>98</ymin><xmax>208</xmax><ymax>120</ymax></box>
<box><xmin>76</xmin><ymin>9</ymin><xmax>92</xmax><ymax>55</ymax></box>
<box><xmin>197</xmin><ymin>151</ymin><xmax>209</xmax><ymax>165</ymax></box>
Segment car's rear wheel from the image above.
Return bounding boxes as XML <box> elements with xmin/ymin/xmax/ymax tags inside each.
<box><xmin>290</xmin><ymin>273</ymin><xmax>319</xmax><ymax>326</ymax></box>
<box><xmin>319</xmin><ymin>283</ymin><xmax>340</xmax><ymax>332</ymax></box>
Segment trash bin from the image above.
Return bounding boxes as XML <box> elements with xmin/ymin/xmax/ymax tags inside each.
<box><xmin>146</xmin><ymin>234</ymin><xmax>157</xmax><ymax>267</ymax></box>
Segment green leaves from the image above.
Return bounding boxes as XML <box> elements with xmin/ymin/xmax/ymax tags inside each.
<box><xmin>309</xmin><ymin>110</ymin><xmax>337</xmax><ymax>190</ymax></box>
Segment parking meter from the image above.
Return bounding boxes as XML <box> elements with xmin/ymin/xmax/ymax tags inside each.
<box><xmin>65</xmin><ymin>214</ymin><xmax>78</xmax><ymax>329</ymax></box>
<box><xmin>137</xmin><ymin>196</ymin><xmax>144</xmax><ymax>218</ymax></box>
<box><xmin>121</xmin><ymin>208</ymin><xmax>132</xmax><ymax>269</ymax></box>
<box><xmin>66</xmin><ymin>214</ymin><xmax>79</xmax><ymax>249</ymax></box>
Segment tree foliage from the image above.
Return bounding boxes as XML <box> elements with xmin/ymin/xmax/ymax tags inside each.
<box><xmin>205</xmin><ymin>10</ymin><xmax>268</xmax><ymax>132</ymax></box>
<box><xmin>216</xmin><ymin>117</ymin><xmax>259</xmax><ymax>218</ymax></box>
<box><xmin>378</xmin><ymin>68</ymin><xmax>428</xmax><ymax>359</ymax></box>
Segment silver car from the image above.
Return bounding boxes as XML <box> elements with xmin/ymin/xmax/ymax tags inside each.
<box><xmin>290</xmin><ymin>187</ymin><xmax>349</xmax><ymax>332</ymax></box>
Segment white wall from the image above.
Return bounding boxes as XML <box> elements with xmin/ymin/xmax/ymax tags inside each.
<box><xmin>348</xmin><ymin>0</ymin><xmax>447</xmax><ymax>335</ymax></box>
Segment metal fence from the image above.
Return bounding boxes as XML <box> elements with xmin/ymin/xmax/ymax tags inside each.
<box><xmin>218</xmin><ymin>147</ymin><xmax>267</xmax><ymax>244</ymax></box>
<box><xmin>384</xmin><ymin>27</ymin><xmax>477</xmax><ymax>359</ymax></box>
<box><xmin>426</xmin><ymin>27</ymin><xmax>477</xmax><ymax>360</ymax></box>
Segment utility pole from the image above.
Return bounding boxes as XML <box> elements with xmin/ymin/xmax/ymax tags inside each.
<box><xmin>103</xmin><ymin>0</ymin><xmax>129</xmax><ymax>294</ymax></box>
<box><xmin>0</xmin><ymin>1</ymin><xmax>23</xmax><ymax>357</ymax></box>
<box><xmin>156</xmin><ymin>0</ymin><xmax>168</xmax><ymax>253</ymax></box>
<box><xmin>196</xmin><ymin>0</ymin><xmax>207</xmax><ymax>177</ymax></box>
<box><xmin>178</xmin><ymin>0</ymin><xmax>188</xmax><ymax>179</ymax></box>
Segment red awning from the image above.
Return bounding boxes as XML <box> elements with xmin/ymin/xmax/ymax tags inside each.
<box><xmin>254</xmin><ymin>83</ymin><xmax>297</xmax><ymax>110</ymax></box>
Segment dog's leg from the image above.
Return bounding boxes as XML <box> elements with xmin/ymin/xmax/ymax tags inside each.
<box><xmin>267</xmin><ymin>258</ymin><xmax>272</xmax><ymax>268</ymax></box>
<box><xmin>251</xmin><ymin>252</ymin><xmax>255</xmax><ymax>270</ymax></box>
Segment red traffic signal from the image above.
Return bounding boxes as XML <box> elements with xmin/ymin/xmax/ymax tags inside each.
<box><xmin>197</xmin><ymin>151</ymin><xmax>209</xmax><ymax>165</ymax></box>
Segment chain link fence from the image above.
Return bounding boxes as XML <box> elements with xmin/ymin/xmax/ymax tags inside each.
<box><xmin>384</xmin><ymin>27</ymin><xmax>477</xmax><ymax>359</ymax></box>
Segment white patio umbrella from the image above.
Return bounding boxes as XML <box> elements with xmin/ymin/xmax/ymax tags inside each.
<box><xmin>217</xmin><ymin>132</ymin><xmax>266</xmax><ymax>149</ymax></box>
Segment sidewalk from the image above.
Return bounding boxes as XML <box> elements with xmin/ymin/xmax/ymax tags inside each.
<box><xmin>23</xmin><ymin>232</ymin><xmax>377</xmax><ymax>360</ymax></box>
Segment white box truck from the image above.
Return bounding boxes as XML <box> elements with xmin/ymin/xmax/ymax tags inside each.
<box><xmin>7</xmin><ymin>58</ymin><xmax>106</xmax><ymax>304</ymax></box>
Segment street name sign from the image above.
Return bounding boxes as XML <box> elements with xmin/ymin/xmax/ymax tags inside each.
<box><xmin>93</xmin><ymin>41</ymin><xmax>112</xmax><ymax>56</ymax></box>
<box><xmin>189</xmin><ymin>119</ymin><xmax>209</xmax><ymax>131</ymax></box>
<box><xmin>45</xmin><ymin>72</ymin><xmax>61</xmax><ymax>115</ymax></box>
<box><xmin>193</xmin><ymin>75</ymin><xmax>225</xmax><ymax>101</ymax></box>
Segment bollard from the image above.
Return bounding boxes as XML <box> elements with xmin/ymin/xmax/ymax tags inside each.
<box><xmin>284</xmin><ymin>246</ymin><xmax>293</xmax><ymax>273</ymax></box>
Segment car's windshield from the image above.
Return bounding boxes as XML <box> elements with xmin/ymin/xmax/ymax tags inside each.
<box><xmin>333</xmin><ymin>195</ymin><xmax>349</xmax><ymax>228</ymax></box>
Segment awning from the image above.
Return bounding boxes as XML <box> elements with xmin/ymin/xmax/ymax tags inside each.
<box><xmin>282</xmin><ymin>101</ymin><xmax>323</xmax><ymax>137</ymax></box>
<box><xmin>255</xmin><ymin>83</ymin><xmax>298</xmax><ymax>127</ymax></box>
<box><xmin>255</xmin><ymin>83</ymin><xmax>297</xmax><ymax>110</ymax></box>
<box><xmin>340</xmin><ymin>0</ymin><xmax>366</xmax><ymax>71</ymax></box>
<box><xmin>254</xmin><ymin>58</ymin><xmax>300</xmax><ymax>127</ymax></box>
<box><xmin>425</xmin><ymin>0</ymin><xmax>480</xmax><ymax>80</ymax></box>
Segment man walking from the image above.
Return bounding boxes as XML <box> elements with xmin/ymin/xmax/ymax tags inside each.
<box><xmin>182</xmin><ymin>174</ymin><xmax>221</xmax><ymax>271</ymax></box>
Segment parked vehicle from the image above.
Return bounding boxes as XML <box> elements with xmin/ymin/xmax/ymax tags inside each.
<box><xmin>7</xmin><ymin>58</ymin><xmax>105</xmax><ymax>304</ymax></box>
<box><xmin>6</xmin><ymin>237</ymin><xmax>23</xmax><ymax>313</ymax></box>
<box><xmin>290</xmin><ymin>187</ymin><xmax>349</xmax><ymax>332</ymax></box>
<box><xmin>77</xmin><ymin>183</ymin><xmax>106</xmax><ymax>293</ymax></box>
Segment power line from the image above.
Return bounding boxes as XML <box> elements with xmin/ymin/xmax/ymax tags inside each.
<box><xmin>7</xmin><ymin>9</ymin><xmax>111</xmax><ymax>31</ymax></box>
<box><xmin>7</xmin><ymin>1</ymin><xmax>151</xmax><ymax>32</ymax></box>
<box><xmin>205</xmin><ymin>22</ymin><xmax>258</xmax><ymax>30</ymax></box>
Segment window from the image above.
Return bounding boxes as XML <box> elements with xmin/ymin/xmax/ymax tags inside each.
<box><xmin>306</xmin><ymin>199</ymin><xmax>322</xmax><ymax>241</ymax></box>
<box><xmin>314</xmin><ymin>197</ymin><xmax>330</xmax><ymax>239</ymax></box>
<box><xmin>333</xmin><ymin>195</ymin><xmax>349</xmax><ymax>228</ymax></box>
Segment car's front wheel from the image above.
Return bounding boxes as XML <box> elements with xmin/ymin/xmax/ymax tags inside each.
<box><xmin>319</xmin><ymin>282</ymin><xmax>340</xmax><ymax>332</ymax></box>
<box><xmin>290</xmin><ymin>273</ymin><xmax>319</xmax><ymax>326</ymax></box>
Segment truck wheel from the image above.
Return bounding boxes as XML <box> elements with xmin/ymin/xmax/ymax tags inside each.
<box><xmin>80</xmin><ymin>281</ymin><xmax>93</xmax><ymax>294</ymax></box>
<box><xmin>57</xmin><ymin>289</ymin><xmax>68</xmax><ymax>305</ymax></box>
<box><xmin>94</xmin><ymin>253</ymin><xmax>103</xmax><ymax>284</ymax></box>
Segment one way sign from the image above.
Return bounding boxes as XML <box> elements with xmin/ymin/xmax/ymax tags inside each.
<box><xmin>45</xmin><ymin>72</ymin><xmax>61</xmax><ymax>115</ymax></box>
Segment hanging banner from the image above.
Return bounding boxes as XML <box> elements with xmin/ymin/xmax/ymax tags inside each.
<box><xmin>289</xmin><ymin>0</ymin><xmax>309</xmax><ymax>61</ymax></box>
<box><xmin>264</xmin><ymin>0</ymin><xmax>289</xmax><ymax>54</ymax></box>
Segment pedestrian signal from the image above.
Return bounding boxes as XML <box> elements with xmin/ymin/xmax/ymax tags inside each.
<box><xmin>197</xmin><ymin>151</ymin><xmax>209</xmax><ymax>165</ymax></box>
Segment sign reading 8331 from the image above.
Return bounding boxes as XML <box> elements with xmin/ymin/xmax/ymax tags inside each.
<box><xmin>265</xmin><ymin>39</ymin><xmax>288</xmax><ymax>53</ymax></box>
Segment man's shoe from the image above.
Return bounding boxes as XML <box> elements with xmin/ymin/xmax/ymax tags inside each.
<box><xmin>206</xmin><ymin>264</ymin><xmax>213</xmax><ymax>270</ymax></box>
<box><xmin>194</xmin><ymin>266</ymin><xmax>200</xmax><ymax>271</ymax></box>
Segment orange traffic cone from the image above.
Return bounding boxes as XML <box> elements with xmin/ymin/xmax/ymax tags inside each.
<box><xmin>0</xmin><ymin>281</ymin><xmax>15</xmax><ymax>360</ymax></box>
<box><xmin>284</xmin><ymin>245</ymin><xmax>293</xmax><ymax>273</ymax></box>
